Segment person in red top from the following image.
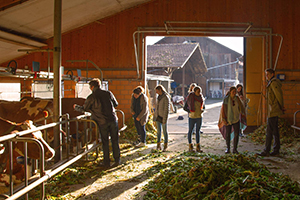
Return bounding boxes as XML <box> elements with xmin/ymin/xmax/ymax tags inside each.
<box><xmin>185</xmin><ymin>86</ymin><xmax>205</xmax><ymax>152</ymax></box>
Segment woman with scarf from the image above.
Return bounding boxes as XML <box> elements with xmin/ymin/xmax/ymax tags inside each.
<box><xmin>218</xmin><ymin>86</ymin><xmax>245</xmax><ymax>154</ymax></box>
<box><xmin>154</xmin><ymin>85</ymin><xmax>171</xmax><ymax>151</ymax></box>
<box><xmin>185</xmin><ymin>86</ymin><xmax>205</xmax><ymax>152</ymax></box>
<box><xmin>130</xmin><ymin>86</ymin><xmax>149</xmax><ymax>147</ymax></box>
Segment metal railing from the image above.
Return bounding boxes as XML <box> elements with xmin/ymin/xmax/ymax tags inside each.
<box><xmin>0</xmin><ymin>109</ymin><xmax>127</xmax><ymax>199</ymax></box>
<box><xmin>291</xmin><ymin>103</ymin><xmax>300</xmax><ymax>135</ymax></box>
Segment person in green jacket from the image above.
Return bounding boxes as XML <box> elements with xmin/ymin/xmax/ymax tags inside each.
<box><xmin>257</xmin><ymin>68</ymin><xmax>284</xmax><ymax>157</ymax></box>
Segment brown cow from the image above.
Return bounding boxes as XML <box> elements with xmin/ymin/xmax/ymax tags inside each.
<box><xmin>0</xmin><ymin>98</ymin><xmax>53</xmax><ymax>124</ymax></box>
<box><xmin>44</xmin><ymin>98</ymin><xmax>87</xmax><ymax>142</ymax></box>
<box><xmin>19</xmin><ymin>97</ymin><xmax>87</xmax><ymax>143</ymax></box>
<box><xmin>0</xmin><ymin>120</ymin><xmax>55</xmax><ymax>187</ymax></box>
<box><xmin>0</xmin><ymin>98</ymin><xmax>54</xmax><ymax>187</ymax></box>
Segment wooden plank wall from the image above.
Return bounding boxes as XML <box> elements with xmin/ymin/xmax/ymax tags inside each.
<box><xmin>1</xmin><ymin>0</ymin><xmax>300</xmax><ymax>125</ymax></box>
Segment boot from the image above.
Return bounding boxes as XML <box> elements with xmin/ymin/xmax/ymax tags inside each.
<box><xmin>225</xmin><ymin>134</ymin><xmax>231</xmax><ymax>154</ymax></box>
<box><xmin>233</xmin><ymin>135</ymin><xmax>239</xmax><ymax>154</ymax></box>
<box><xmin>189</xmin><ymin>144</ymin><xmax>195</xmax><ymax>152</ymax></box>
<box><xmin>163</xmin><ymin>143</ymin><xmax>168</xmax><ymax>152</ymax></box>
<box><xmin>157</xmin><ymin>142</ymin><xmax>162</xmax><ymax>150</ymax></box>
<box><xmin>196</xmin><ymin>143</ymin><xmax>203</xmax><ymax>153</ymax></box>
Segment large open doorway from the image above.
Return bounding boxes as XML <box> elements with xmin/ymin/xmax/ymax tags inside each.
<box><xmin>146</xmin><ymin>36</ymin><xmax>244</xmax><ymax>109</ymax></box>
<box><xmin>145</xmin><ymin>35</ymin><xmax>268</xmax><ymax>128</ymax></box>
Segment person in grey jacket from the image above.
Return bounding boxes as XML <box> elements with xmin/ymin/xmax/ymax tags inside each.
<box><xmin>74</xmin><ymin>78</ymin><xmax>120</xmax><ymax>168</ymax></box>
<box><xmin>257</xmin><ymin>68</ymin><xmax>284</xmax><ymax>157</ymax></box>
<box><xmin>130</xmin><ymin>86</ymin><xmax>149</xmax><ymax>147</ymax></box>
<box><xmin>154</xmin><ymin>85</ymin><xmax>171</xmax><ymax>151</ymax></box>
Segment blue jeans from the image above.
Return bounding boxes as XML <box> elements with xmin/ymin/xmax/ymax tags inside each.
<box><xmin>134</xmin><ymin>118</ymin><xmax>146</xmax><ymax>143</ymax></box>
<box><xmin>188</xmin><ymin>118</ymin><xmax>202</xmax><ymax>144</ymax></box>
<box><xmin>156</xmin><ymin>121</ymin><xmax>168</xmax><ymax>143</ymax></box>
<box><xmin>98</xmin><ymin>121</ymin><xmax>120</xmax><ymax>165</ymax></box>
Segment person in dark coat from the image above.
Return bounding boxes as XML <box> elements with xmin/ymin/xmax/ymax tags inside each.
<box><xmin>130</xmin><ymin>86</ymin><xmax>149</xmax><ymax>147</ymax></box>
<box><xmin>74</xmin><ymin>78</ymin><xmax>120</xmax><ymax>168</ymax></box>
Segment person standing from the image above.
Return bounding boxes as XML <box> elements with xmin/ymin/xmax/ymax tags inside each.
<box><xmin>236</xmin><ymin>84</ymin><xmax>244</xmax><ymax>102</ymax></box>
<box><xmin>186</xmin><ymin>83</ymin><xmax>204</xmax><ymax>134</ymax></box>
<box><xmin>236</xmin><ymin>84</ymin><xmax>246</xmax><ymax>137</ymax></box>
<box><xmin>188</xmin><ymin>83</ymin><xmax>197</xmax><ymax>93</ymax></box>
<box><xmin>218</xmin><ymin>86</ymin><xmax>245</xmax><ymax>154</ymax></box>
<box><xmin>185</xmin><ymin>86</ymin><xmax>205</xmax><ymax>152</ymax></box>
<box><xmin>130</xmin><ymin>86</ymin><xmax>149</xmax><ymax>147</ymax></box>
<box><xmin>257</xmin><ymin>68</ymin><xmax>284</xmax><ymax>156</ymax></box>
<box><xmin>154</xmin><ymin>85</ymin><xmax>171</xmax><ymax>151</ymax></box>
<box><xmin>74</xmin><ymin>78</ymin><xmax>120</xmax><ymax>168</ymax></box>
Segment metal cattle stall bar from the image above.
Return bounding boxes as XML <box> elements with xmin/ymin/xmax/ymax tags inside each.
<box><xmin>0</xmin><ymin>110</ymin><xmax>127</xmax><ymax>200</ymax></box>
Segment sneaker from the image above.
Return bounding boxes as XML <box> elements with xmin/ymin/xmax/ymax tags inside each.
<box><xmin>270</xmin><ymin>151</ymin><xmax>280</xmax><ymax>156</ymax></box>
<box><xmin>133</xmin><ymin>139</ymin><xmax>141</xmax><ymax>145</ymax></box>
<box><xmin>256</xmin><ymin>151</ymin><xmax>270</xmax><ymax>157</ymax></box>
<box><xmin>135</xmin><ymin>142</ymin><xmax>146</xmax><ymax>148</ymax></box>
<box><xmin>225</xmin><ymin>148</ymin><xmax>230</xmax><ymax>154</ymax></box>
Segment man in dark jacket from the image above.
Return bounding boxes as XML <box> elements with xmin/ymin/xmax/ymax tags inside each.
<box><xmin>74</xmin><ymin>78</ymin><xmax>120</xmax><ymax>168</ymax></box>
<box><xmin>257</xmin><ymin>68</ymin><xmax>284</xmax><ymax>157</ymax></box>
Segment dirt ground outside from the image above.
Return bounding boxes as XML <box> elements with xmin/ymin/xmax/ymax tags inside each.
<box><xmin>60</xmin><ymin>99</ymin><xmax>300</xmax><ymax>200</ymax></box>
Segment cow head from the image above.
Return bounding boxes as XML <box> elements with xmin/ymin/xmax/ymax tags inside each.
<box><xmin>14</xmin><ymin>120</ymin><xmax>55</xmax><ymax>160</ymax></box>
<box><xmin>0</xmin><ymin>119</ymin><xmax>55</xmax><ymax>161</ymax></box>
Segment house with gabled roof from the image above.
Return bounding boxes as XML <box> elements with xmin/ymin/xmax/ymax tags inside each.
<box><xmin>155</xmin><ymin>37</ymin><xmax>243</xmax><ymax>98</ymax></box>
<box><xmin>147</xmin><ymin>42</ymin><xmax>207</xmax><ymax>102</ymax></box>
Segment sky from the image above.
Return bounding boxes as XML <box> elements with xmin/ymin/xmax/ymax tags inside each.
<box><xmin>146</xmin><ymin>36</ymin><xmax>244</xmax><ymax>55</ymax></box>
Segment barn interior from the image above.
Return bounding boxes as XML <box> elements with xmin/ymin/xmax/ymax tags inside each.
<box><xmin>0</xmin><ymin>0</ymin><xmax>300</xmax><ymax>198</ymax></box>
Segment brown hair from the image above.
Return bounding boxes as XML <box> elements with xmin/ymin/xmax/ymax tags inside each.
<box><xmin>226</xmin><ymin>86</ymin><xmax>237</xmax><ymax>96</ymax></box>
<box><xmin>236</xmin><ymin>84</ymin><xmax>243</xmax><ymax>96</ymax></box>
<box><xmin>155</xmin><ymin>84</ymin><xmax>167</xmax><ymax>94</ymax></box>
<box><xmin>89</xmin><ymin>78</ymin><xmax>101</xmax><ymax>88</ymax></box>
<box><xmin>133</xmin><ymin>86</ymin><xmax>144</xmax><ymax>94</ymax></box>
<box><xmin>193</xmin><ymin>86</ymin><xmax>202</xmax><ymax>94</ymax></box>
<box><xmin>265</xmin><ymin>68</ymin><xmax>275</xmax><ymax>74</ymax></box>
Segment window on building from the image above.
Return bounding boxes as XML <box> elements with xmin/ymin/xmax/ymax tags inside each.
<box><xmin>76</xmin><ymin>81</ymin><xmax>108</xmax><ymax>98</ymax></box>
<box><xmin>32</xmin><ymin>81</ymin><xmax>56</xmax><ymax>98</ymax></box>
<box><xmin>0</xmin><ymin>83</ymin><xmax>21</xmax><ymax>101</ymax></box>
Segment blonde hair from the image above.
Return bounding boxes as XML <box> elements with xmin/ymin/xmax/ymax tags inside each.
<box><xmin>188</xmin><ymin>83</ymin><xmax>197</xmax><ymax>93</ymax></box>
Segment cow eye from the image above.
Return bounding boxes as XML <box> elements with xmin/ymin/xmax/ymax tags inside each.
<box><xmin>43</xmin><ymin>111</ymin><xmax>49</xmax><ymax>118</ymax></box>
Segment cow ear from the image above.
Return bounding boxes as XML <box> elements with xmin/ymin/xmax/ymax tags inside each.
<box><xmin>43</xmin><ymin>110</ymin><xmax>49</xmax><ymax>118</ymax></box>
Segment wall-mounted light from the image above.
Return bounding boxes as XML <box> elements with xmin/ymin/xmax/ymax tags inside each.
<box><xmin>277</xmin><ymin>74</ymin><xmax>285</xmax><ymax>81</ymax></box>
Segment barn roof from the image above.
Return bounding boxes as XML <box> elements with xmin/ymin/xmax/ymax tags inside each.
<box><xmin>147</xmin><ymin>43</ymin><xmax>207</xmax><ymax>74</ymax></box>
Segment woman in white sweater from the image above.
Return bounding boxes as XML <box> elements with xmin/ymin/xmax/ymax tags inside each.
<box><xmin>154</xmin><ymin>85</ymin><xmax>171</xmax><ymax>151</ymax></box>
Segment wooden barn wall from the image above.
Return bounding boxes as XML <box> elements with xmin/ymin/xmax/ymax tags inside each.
<box><xmin>1</xmin><ymin>0</ymin><xmax>300</xmax><ymax>124</ymax></box>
